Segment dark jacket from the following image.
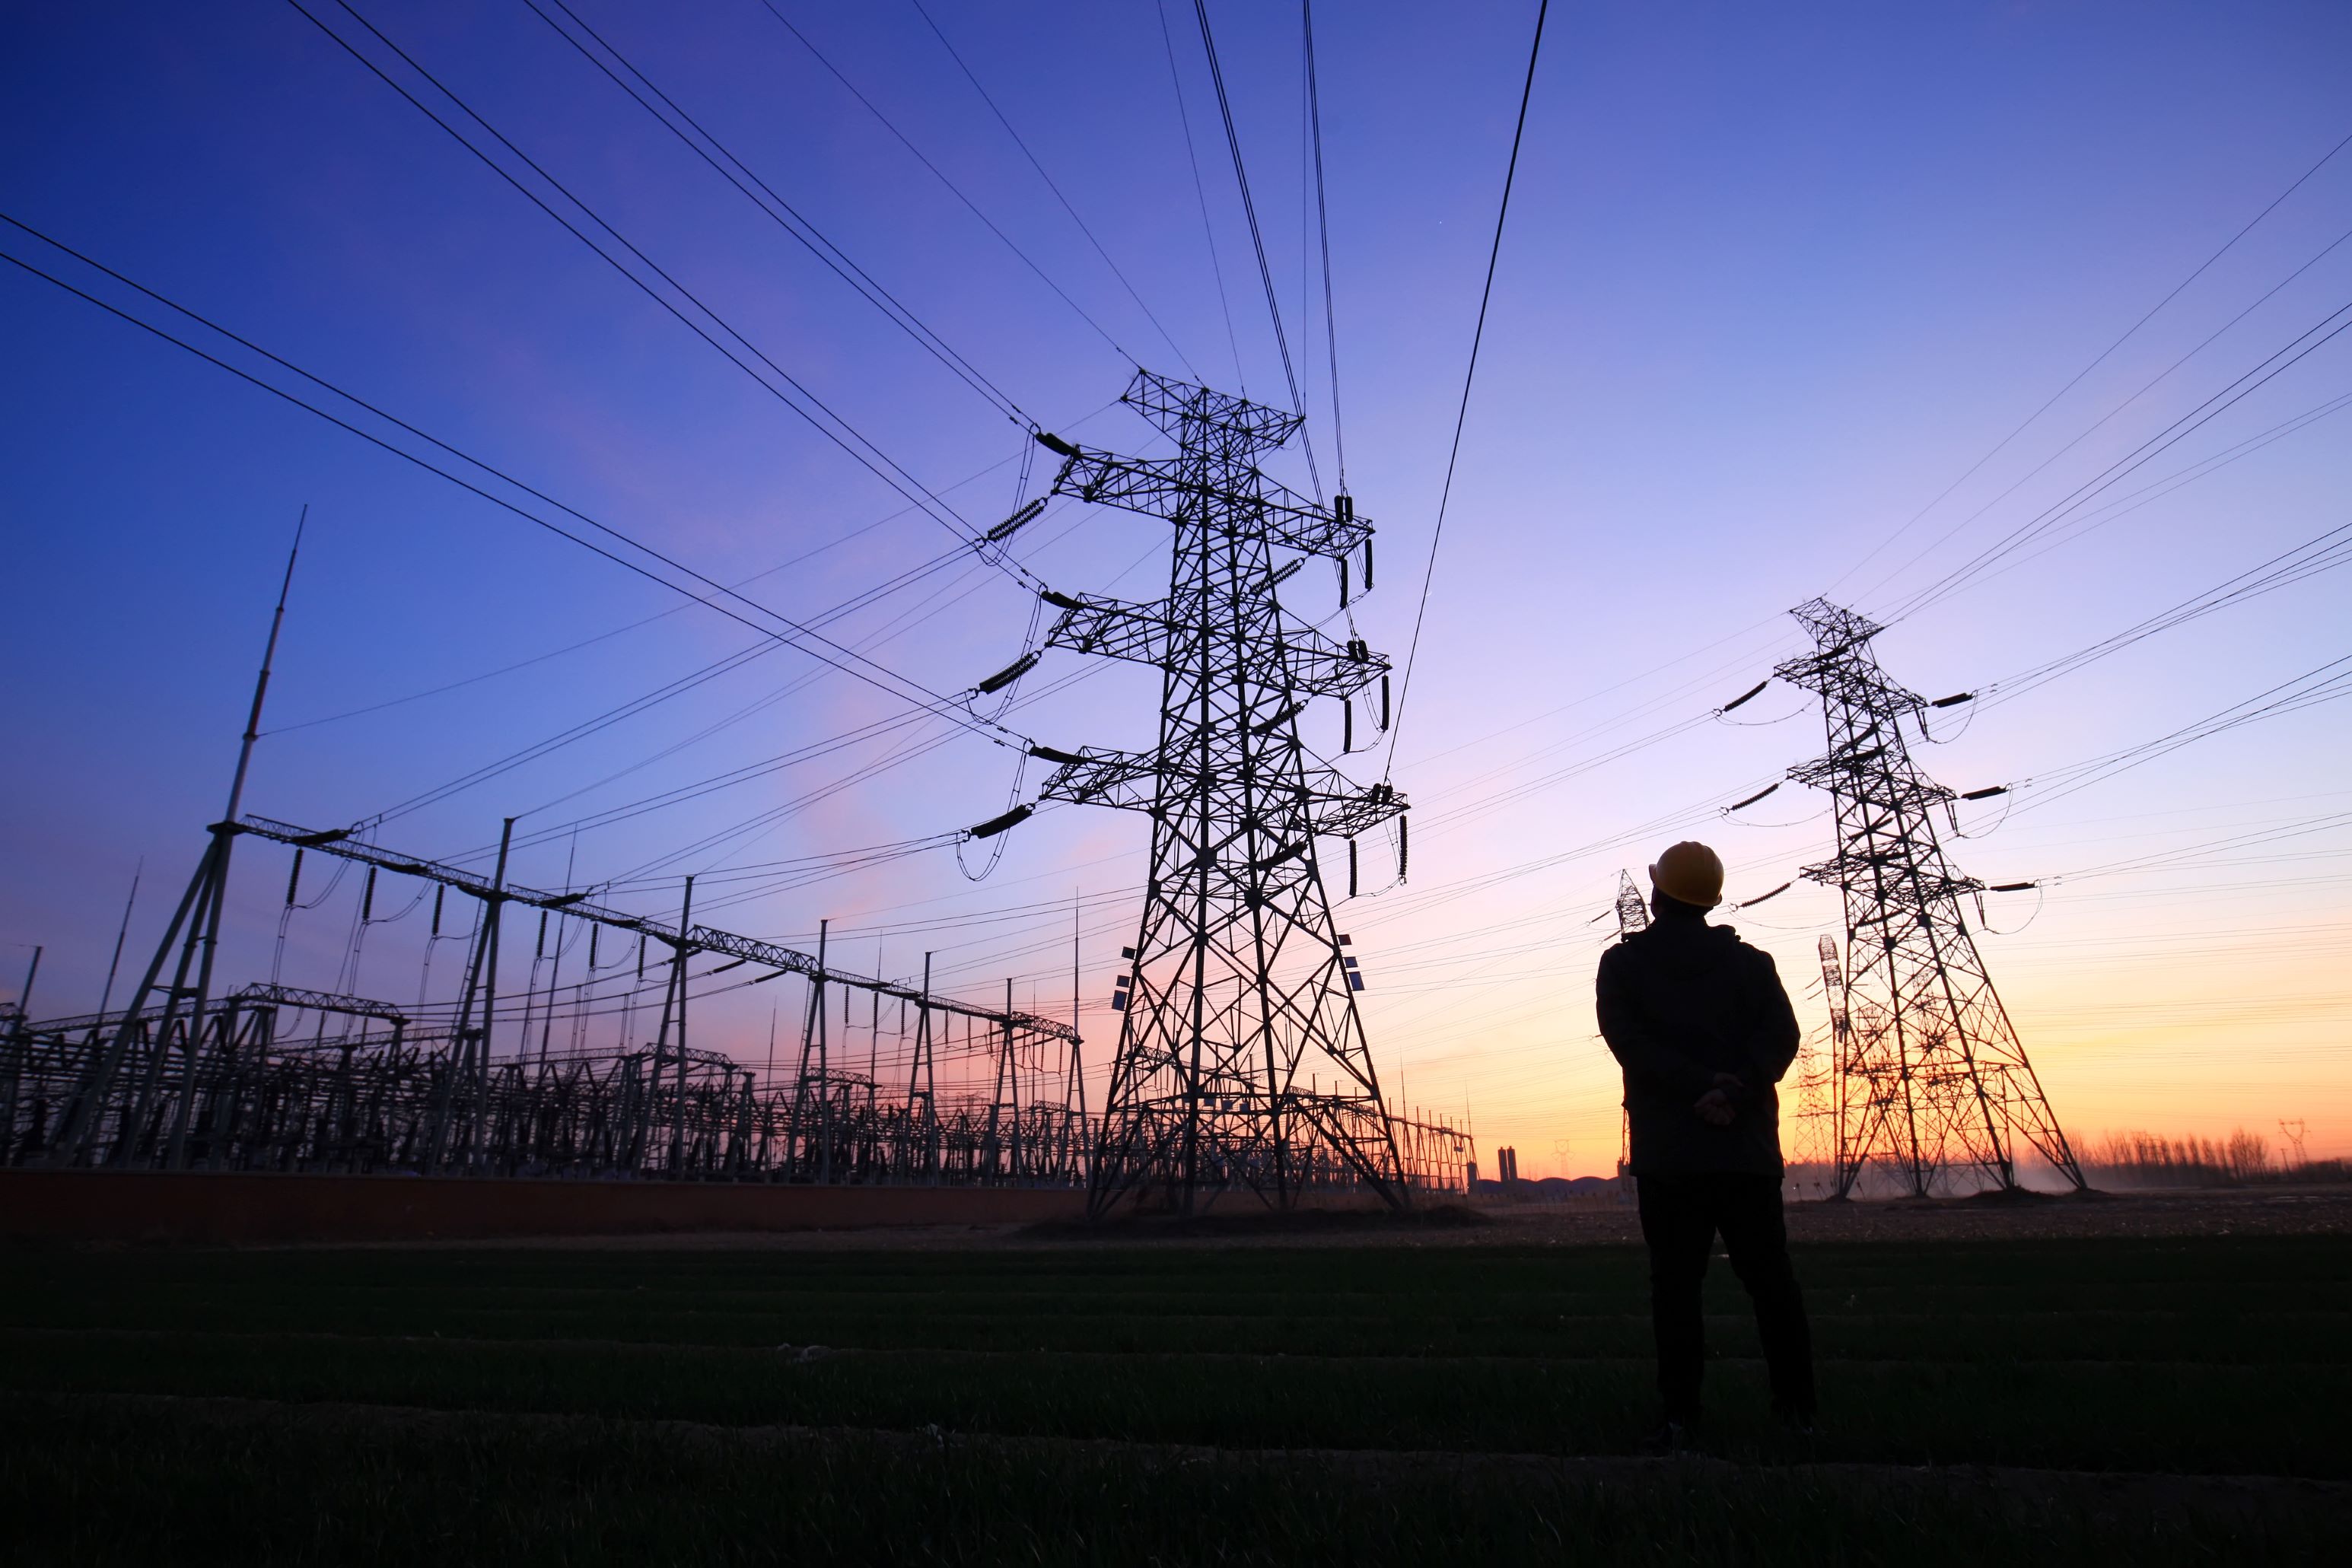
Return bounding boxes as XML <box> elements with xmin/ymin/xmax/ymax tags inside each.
<box><xmin>1596</xmin><ymin>913</ymin><xmax>1801</xmax><ymax>1176</ymax></box>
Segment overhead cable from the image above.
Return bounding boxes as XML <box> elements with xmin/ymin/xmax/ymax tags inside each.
<box><xmin>301</xmin><ymin>1</ymin><xmax>1042</xmax><ymax>593</ymax></box>
<box><xmin>757</xmin><ymin>0</ymin><xmax>1140</xmax><ymax>367</ymax></box>
<box><xmin>1381</xmin><ymin>0</ymin><xmax>1549</xmax><ymax>783</ymax></box>
<box><xmin>1154</xmin><ymin>0</ymin><xmax>1246</xmax><ymax>393</ymax></box>
<box><xmin>1302</xmin><ymin>0</ymin><xmax>1345</xmax><ymax>488</ymax></box>
<box><xmin>1829</xmin><ymin>124</ymin><xmax>2352</xmax><ymax>595</ymax></box>
<box><xmin>906</xmin><ymin>0</ymin><xmax>1204</xmax><ymax>383</ymax></box>
<box><xmin>1189</xmin><ymin>0</ymin><xmax>1326</xmax><ymax>496</ymax></box>
<box><xmin>0</xmin><ymin>217</ymin><xmax>1034</xmax><ymax>757</ymax></box>
<box><xmin>1885</xmin><ymin>296</ymin><xmax>2352</xmax><ymax>619</ymax></box>
<box><xmin>526</xmin><ymin>0</ymin><xmax>1030</xmax><ymax>427</ymax></box>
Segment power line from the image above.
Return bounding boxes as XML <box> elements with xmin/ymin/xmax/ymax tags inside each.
<box><xmin>1978</xmin><ymin>514</ymin><xmax>2352</xmax><ymax>710</ymax></box>
<box><xmin>0</xmin><ymin>216</ymin><xmax>1033</xmax><ymax>757</ymax></box>
<box><xmin>1858</xmin><ymin>215</ymin><xmax>2352</xmax><ymax>612</ymax></box>
<box><xmin>1155</xmin><ymin>0</ymin><xmax>1245</xmax><ymax>395</ymax></box>
<box><xmin>1383</xmin><ymin>0</ymin><xmax>1549</xmax><ymax>781</ymax></box>
<box><xmin>1886</xmin><ymin>295</ymin><xmax>2352</xmax><ymax>619</ymax></box>
<box><xmin>301</xmin><ymin>0</ymin><xmax>1042</xmax><ymax>595</ymax></box>
<box><xmin>756</xmin><ymin>0</ymin><xmax>1139</xmax><ymax>368</ymax></box>
<box><xmin>525</xmin><ymin>0</ymin><xmax>1030</xmax><ymax>428</ymax></box>
<box><xmin>2010</xmin><ymin>651</ymin><xmax>2352</xmax><ymax>815</ymax></box>
<box><xmin>1829</xmin><ymin>124</ymin><xmax>2352</xmax><ymax>595</ymax></box>
<box><xmin>905</xmin><ymin>0</ymin><xmax>1204</xmax><ymax>383</ymax></box>
<box><xmin>1189</xmin><ymin>0</ymin><xmax>1326</xmax><ymax>498</ymax></box>
<box><xmin>1302</xmin><ymin>0</ymin><xmax>1345</xmax><ymax>489</ymax></box>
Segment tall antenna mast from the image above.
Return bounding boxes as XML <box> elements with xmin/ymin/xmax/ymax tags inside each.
<box><xmin>49</xmin><ymin>508</ymin><xmax>307</xmax><ymax>1164</ymax></box>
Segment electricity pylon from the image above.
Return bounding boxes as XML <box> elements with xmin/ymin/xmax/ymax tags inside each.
<box><xmin>1610</xmin><ymin>870</ymin><xmax>1647</xmax><ymax>1188</ymax></box>
<box><xmin>1781</xmin><ymin>936</ymin><xmax>1842</xmax><ymax>1191</ymax></box>
<box><xmin>1030</xmin><ymin>371</ymin><xmax>1407</xmax><ymax>1215</ymax></box>
<box><xmin>1774</xmin><ymin>599</ymin><xmax>2086</xmax><ymax>1197</ymax></box>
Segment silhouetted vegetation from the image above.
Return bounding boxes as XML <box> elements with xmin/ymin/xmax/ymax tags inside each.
<box><xmin>2090</xmin><ymin>1128</ymin><xmax>2274</xmax><ymax>1187</ymax></box>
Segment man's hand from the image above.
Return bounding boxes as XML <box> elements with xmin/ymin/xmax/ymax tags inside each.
<box><xmin>1711</xmin><ymin>1072</ymin><xmax>1746</xmax><ymax>1094</ymax></box>
<box><xmin>1693</xmin><ymin>1087</ymin><xmax>1736</xmax><ymax>1127</ymax></box>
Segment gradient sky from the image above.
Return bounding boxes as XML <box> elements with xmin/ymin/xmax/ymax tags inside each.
<box><xmin>5</xmin><ymin>1</ymin><xmax>2349</xmax><ymax>1172</ymax></box>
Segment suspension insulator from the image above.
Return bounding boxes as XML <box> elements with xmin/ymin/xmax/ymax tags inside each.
<box><xmin>968</xmin><ymin>804</ymin><xmax>1034</xmax><ymax>840</ymax></box>
<box><xmin>1396</xmin><ymin>813</ymin><xmax>1409</xmax><ymax>881</ymax></box>
<box><xmin>536</xmin><ymin>909</ymin><xmax>549</xmax><ymax>958</ymax></box>
<box><xmin>1040</xmin><ymin>589</ymin><xmax>1083</xmax><ymax>611</ymax></box>
<box><xmin>1740</xmin><ymin>881</ymin><xmax>1793</xmax><ymax>908</ymax></box>
<box><xmin>1930</xmin><ymin>692</ymin><xmax>1975</xmax><ymax>708</ymax></box>
<box><xmin>285</xmin><ymin>849</ymin><xmax>304</xmax><ymax>907</ymax></box>
<box><xmin>1250</xmin><ymin>699</ymin><xmax>1305</xmax><ymax>736</ymax></box>
<box><xmin>1261</xmin><ymin>558</ymin><xmax>1303</xmax><ymax>593</ymax></box>
<box><xmin>589</xmin><ymin>924</ymin><xmax>600</xmax><ymax>969</ymax></box>
<box><xmin>1380</xmin><ymin>674</ymin><xmax>1392</xmax><ymax>730</ymax></box>
<box><xmin>1727</xmin><ymin>782</ymin><xmax>1781</xmax><ymax>811</ymax></box>
<box><xmin>1033</xmin><ymin>430</ymin><xmax>1077</xmax><ymax>457</ymax></box>
<box><xmin>985</xmin><ymin>498</ymin><xmax>1048</xmax><ymax>542</ymax></box>
<box><xmin>1989</xmin><ymin>881</ymin><xmax>2037</xmax><ymax>893</ymax></box>
<box><xmin>1028</xmin><ymin>743</ymin><xmax>1086</xmax><ymax>765</ymax></box>
<box><xmin>361</xmin><ymin>865</ymin><xmax>377</xmax><ymax>922</ymax></box>
<box><xmin>1960</xmin><ymin>785</ymin><xmax>2009</xmax><ymax>800</ymax></box>
<box><xmin>975</xmin><ymin>650</ymin><xmax>1040</xmax><ymax>695</ymax></box>
<box><xmin>1720</xmin><ymin>679</ymin><xmax>1770</xmax><ymax>713</ymax></box>
<box><xmin>1348</xmin><ymin>838</ymin><xmax>1358</xmax><ymax>897</ymax></box>
<box><xmin>1255</xmin><ymin>839</ymin><xmax>1307</xmax><ymax>871</ymax></box>
<box><xmin>1343</xmin><ymin>698</ymin><xmax>1354</xmax><ymax>753</ymax></box>
<box><xmin>1338</xmin><ymin>555</ymin><xmax>1350</xmax><ymax>608</ymax></box>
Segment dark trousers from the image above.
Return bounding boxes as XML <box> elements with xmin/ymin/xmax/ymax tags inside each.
<box><xmin>1635</xmin><ymin>1172</ymin><xmax>1814</xmax><ymax>1422</ymax></box>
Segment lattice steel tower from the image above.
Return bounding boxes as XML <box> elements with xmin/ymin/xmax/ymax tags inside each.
<box><xmin>1774</xmin><ymin>599</ymin><xmax>2086</xmax><ymax>1197</ymax></box>
<box><xmin>1782</xmin><ymin>935</ymin><xmax>1842</xmax><ymax>1183</ymax></box>
<box><xmin>1031</xmin><ymin>371</ymin><xmax>1407</xmax><ymax>1215</ymax></box>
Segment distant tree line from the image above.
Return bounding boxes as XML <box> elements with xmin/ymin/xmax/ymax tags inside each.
<box><xmin>2086</xmin><ymin>1128</ymin><xmax>2345</xmax><ymax>1188</ymax></box>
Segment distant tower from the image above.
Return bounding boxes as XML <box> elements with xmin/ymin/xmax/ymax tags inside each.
<box><xmin>1774</xmin><ymin>599</ymin><xmax>2086</xmax><ymax>1198</ymax></box>
<box><xmin>1780</xmin><ymin>936</ymin><xmax>1843</xmax><ymax>1193</ymax></box>
<box><xmin>1611</xmin><ymin>870</ymin><xmax>1647</xmax><ymax>1188</ymax></box>
<box><xmin>1033</xmin><ymin>371</ymin><xmax>1408</xmax><ymax>1216</ymax></box>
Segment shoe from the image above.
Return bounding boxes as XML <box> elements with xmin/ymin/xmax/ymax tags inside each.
<box><xmin>1637</xmin><ymin>1418</ymin><xmax>1697</xmax><ymax>1456</ymax></box>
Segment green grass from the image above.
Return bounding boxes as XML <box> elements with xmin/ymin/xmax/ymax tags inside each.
<box><xmin>3</xmin><ymin>1233</ymin><xmax>2344</xmax><ymax>1563</ymax></box>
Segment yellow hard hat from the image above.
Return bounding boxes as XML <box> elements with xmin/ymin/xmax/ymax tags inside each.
<box><xmin>1649</xmin><ymin>841</ymin><xmax>1724</xmax><ymax>908</ymax></box>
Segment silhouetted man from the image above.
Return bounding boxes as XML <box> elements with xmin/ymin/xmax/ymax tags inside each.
<box><xmin>1597</xmin><ymin>840</ymin><xmax>1813</xmax><ymax>1449</ymax></box>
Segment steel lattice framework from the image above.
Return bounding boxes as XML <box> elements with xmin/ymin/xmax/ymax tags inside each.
<box><xmin>1774</xmin><ymin>599</ymin><xmax>2086</xmax><ymax>1197</ymax></box>
<box><xmin>1779</xmin><ymin>936</ymin><xmax>1841</xmax><ymax>1195</ymax></box>
<box><xmin>1033</xmin><ymin>371</ymin><xmax>1408</xmax><ymax>1214</ymax></box>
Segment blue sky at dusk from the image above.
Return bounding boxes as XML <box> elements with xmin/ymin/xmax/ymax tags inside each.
<box><xmin>5</xmin><ymin>1</ymin><xmax>2349</xmax><ymax>1167</ymax></box>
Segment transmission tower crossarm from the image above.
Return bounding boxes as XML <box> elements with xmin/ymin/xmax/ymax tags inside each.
<box><xmin>1042</xmin><ymin>591</ymin><xmax>1386</xmax><ymax>698</ymax></box>
<box><xmin>1045</xmin><ymin>444</ymin><xmax>1372</xmax><ymax>561</ymax></box>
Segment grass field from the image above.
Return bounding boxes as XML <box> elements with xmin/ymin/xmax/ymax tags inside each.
<box><xmin>4</xmin><ymin>1221</ymin><xmax>2345</xmax><ymax>1563</ymax></box>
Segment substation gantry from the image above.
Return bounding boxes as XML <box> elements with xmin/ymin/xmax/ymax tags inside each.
<box><xmin>1025</xmin><ymin>371</ymin><xmax>1418</xmax><ymax>1216</ymax></box>
<box><xmin>10</xmin><ymin>813</ymin><xmax>1085</xmax><ymax>1184</ymax></box>
<box><xmin>1775</xmin><ymin>598</ymin><xmax>2087</xmax><ymax>1198</ymax></box>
